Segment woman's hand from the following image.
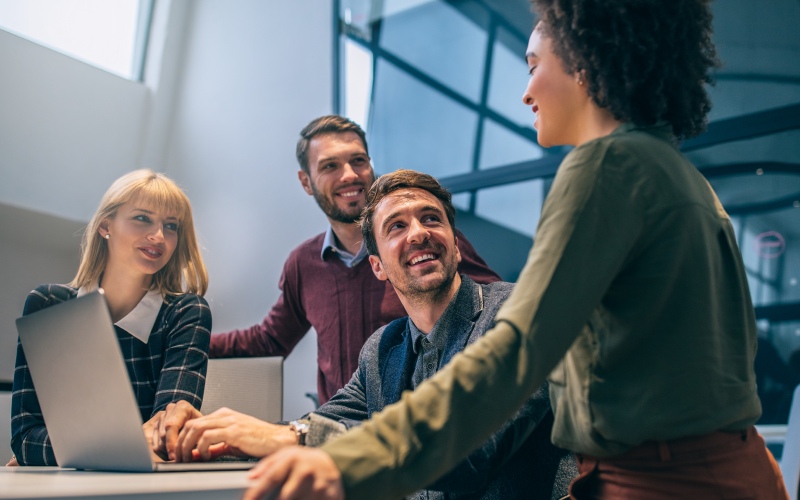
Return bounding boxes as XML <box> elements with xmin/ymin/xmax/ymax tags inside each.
<box><xmin>6</xmin><ymin>456</ymin><xmax>19</xmax><ymax>467</ymax></box>
<box><xmin>244</xmin><ymin>446</ymin><xmax>344</xmax><ymax>500</ymax></box>
<box><xmin>148</xmin><ymin>401</ymin><xmax>204</xmax><ymax>461</ymax></box>
<box><xmin>174</xmin><ymin>407</ymin><xmax>298</xmax><ymax>462</ymax></box>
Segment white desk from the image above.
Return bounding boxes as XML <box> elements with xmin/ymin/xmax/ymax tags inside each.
<box><xmin>0</xmin><ymin>467</ymin><xmax>253</xmax><ymax>500</ymax></box>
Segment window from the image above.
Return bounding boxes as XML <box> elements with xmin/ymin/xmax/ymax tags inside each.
<box><xmin>335</xmin><ymin>0</ymin><xmax>800</xmax><ymax>431</ymax></box>
<box><xmin>0</xmin><ymin>0</ymin><xmax>153</xmax><ymax>81</ymax></box>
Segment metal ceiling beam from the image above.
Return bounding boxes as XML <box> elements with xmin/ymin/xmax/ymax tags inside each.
<box><xmin>681</xmin><ymin>103</ymin><xmax>800</xmax><ymax>151</ymax></box>
<box><xmin>440</xmin><ymin>103</ymin><xmax>800</xmax><ymax>193</ymax></box>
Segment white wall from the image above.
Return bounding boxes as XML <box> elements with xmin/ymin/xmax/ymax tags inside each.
<box><xmin>164</xmin><ymin>0</ymin><xmax>332</xmax><ymax>420</ymax></box>
<box><xmin>0</xmin><ymin>0</ymin><xmax>331</xmax><ymax>421</ymax></box>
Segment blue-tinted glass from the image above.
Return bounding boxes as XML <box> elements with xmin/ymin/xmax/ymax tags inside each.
<box><xmin>340</xmin><ymin>0</ymin><xmax>372</xmax><ymax>33</ymax></box>
<box><xmin>686</xmin><ymin>129</ymin><xmax>800</xmax><ymax>167</ymax></box>
<box><xmin>710</xmin><ymin>0</ymin><xmax>800</xmax><ymax>119</ymax></box>
<box><xmin>733</xmin><ymin>206</ymin><xmax>800</xmax><ymax>307</ymax></box>
<box><xmin>487</xmin><ymin>27</ymin><xmax>534</xmax><ymax>128</ymax></box>
<box><xmin>451</xmin><ymin>192</ymin><xmax>471</xmax><ymax>211</ymax></box>
<box><xmin>379</xmin><ymin>0</ymin><xmax>487</xmax><ymax>103</ymax></box>
<box><xmin>479</xmin><ymin>118</ymin><xmax>542</xmax><ymax>170</ymax></box>
<box><xmin>474</xmin><ymin>179</ymin><xmax>544</xmax><ymax>237</ymax></box>
<box><xmin>709</xmin><ymin>172</ymin><xmax>800</xmax><ymax>208</ymax></box>
<box><xmin>344</xmin><ymin>38</ymin><xmax>373</xmax><ymax>131</ymax></box>
<box><xmin>368</xmin><ymin>58</ymin><xmax>478</xmax><ymax>178</ymax></box>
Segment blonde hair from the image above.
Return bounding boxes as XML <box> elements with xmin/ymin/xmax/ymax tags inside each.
<box><xmin>71</xmin><ymin>170</ymin><xmax>208</xmax><ymax>296</ymax></box>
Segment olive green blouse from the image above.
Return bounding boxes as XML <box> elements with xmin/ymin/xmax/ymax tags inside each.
<box><xmin>320</xmin><ymin>122</ymin><xmax>762</xmax><ymax>500</ymax></box>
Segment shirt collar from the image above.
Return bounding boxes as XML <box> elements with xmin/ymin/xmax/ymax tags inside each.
<box><xmin>77</xmin><ymin>282</ymin><xmax>162</xmax><ymax>344</ymax></box>
<box><xmin>409</xmin><ymin>280</ymin><xmax>462</xmax><ymax>355</ymax></box>
<box><xmin>610</xmin><ymin>120</ymin><xmax>673</xmax><ymax>143</ymax></box>
<box><xmin>321</xmin><ymin>225</ymin><xmax>369</xmax><ymax>267</ymax></box>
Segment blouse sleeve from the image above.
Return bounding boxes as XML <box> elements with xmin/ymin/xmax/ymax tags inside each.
<box><xmin>151</xmin><ymin>294</ymin><xmax>212</xmax><ymax>415</ymax></box>
<box><xmin>320</xmin><ymin>139</ymin><xmax>645</xmax><ymax>499</ymax></box>
<box><xmin>11</xmin><ymin>285</ymin><xmax>66</xmax><ymax>466</ymax></box>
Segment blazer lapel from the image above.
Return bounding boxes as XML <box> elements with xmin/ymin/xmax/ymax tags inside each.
<box><xmin>441</xmin><ymin>277</ymin><xmax>485</xmax><ymax>366</ymax></box>
<box><xmin>376</xmin><ymin>318</ymin><xmax>416</xmax><ymax>413</ymax></box>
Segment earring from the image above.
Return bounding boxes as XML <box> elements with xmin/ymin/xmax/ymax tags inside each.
<box><xmin>104</xmin><ymin>234</ymin><xmax>110</xmax><ymax>239</ymax></box>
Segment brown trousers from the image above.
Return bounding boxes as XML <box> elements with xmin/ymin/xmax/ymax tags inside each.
<box><xmin>569</xmin><ymin>427</ymin><xmax>789</xmax><ymax>500</ymax></box>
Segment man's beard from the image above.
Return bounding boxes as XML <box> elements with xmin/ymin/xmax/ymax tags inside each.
<box><xmin>389</xmin><ymin>241</ymin><xmax>459</xmax><ymax>305</ymax></box>
<box><xmin>310</xmin><ymin>181</ymin><xmax>364</xmax><ymax>224</ymax></box>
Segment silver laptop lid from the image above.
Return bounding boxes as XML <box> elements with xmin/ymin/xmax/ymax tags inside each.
<box><xmin>16</xmin><ymin>291</ymin><xmax>154</xmax><ymax>471</ymax></box>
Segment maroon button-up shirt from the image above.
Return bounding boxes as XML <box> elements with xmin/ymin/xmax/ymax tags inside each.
<box><xmin>210</xmin><ymin>229</ymin><xmax>500</xmax><ymax>404</ymax></box>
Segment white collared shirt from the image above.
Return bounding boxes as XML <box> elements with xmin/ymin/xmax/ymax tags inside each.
<box><xmin>77</xmin><ymin>282</ymin><xmax>163</xmax><ymax>344</ymax></box>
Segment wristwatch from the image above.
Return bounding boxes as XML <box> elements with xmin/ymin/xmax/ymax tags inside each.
<box><xmin>289</xmin><ymin>419</ymin><xmax>310</xmax><ymax>445</ymax></box>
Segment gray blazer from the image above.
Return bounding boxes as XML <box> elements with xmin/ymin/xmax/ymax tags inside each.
<box><xmin>308</xmin><ymin>276</ymin><xmax>578</xmax><ymax>499</ymax></box>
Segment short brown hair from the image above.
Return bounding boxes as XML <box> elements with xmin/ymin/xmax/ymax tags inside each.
<box><xmin>359</xmin><ymin>169</ymin><xmax>456</xmax><ymax>257</ymax></box>
<box><xmin>296</xmin><ymin>115</ymin><xmax>369</xmax><ymax>173</ymax></box>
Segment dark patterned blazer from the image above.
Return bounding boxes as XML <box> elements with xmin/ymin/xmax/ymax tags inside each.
<box><xmin>313</xmin><ymin>276</ymin><xmax>578</xmax><ymax>500</ymax></box>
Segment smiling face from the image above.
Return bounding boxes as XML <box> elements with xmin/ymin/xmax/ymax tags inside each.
<box><xmin>368</xmin><ymin>188</ymin><xmax>461</xmax><ymax>299</ymax></box>
<box><xmin>100</xmin><ymin>201</ymin><xmax>179</xmax><ymax>279</ymax></box>
<box><xmin>299</xmin><ymin>131</ymin><xmax>376</xmax><ymax>224</ymax></box>
<box><xmin>522</xmin><ymin>24</ymin><xmax>586</xmax><ymax>147</ymax></box>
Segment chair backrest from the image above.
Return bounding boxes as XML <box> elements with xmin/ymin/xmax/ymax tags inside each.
<box><xmin>200</xmin><ymin>357</ymin><xmax>283</xmax><ymax>423</ymax></box>
<box><xmin>781</xmin><ymin>384</ymin><xmax>800</xmax><ymax>500</ymax></box>
<box><xmin>0</xmin><ymin>392</ymin><xmax>11</xmax><ymax>461</ymax></box>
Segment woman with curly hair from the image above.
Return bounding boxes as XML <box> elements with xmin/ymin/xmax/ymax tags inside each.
<box><xmin>238</xmin><ymin>1</ymin><xmax>789</xmax><ymax>499</ymax></box>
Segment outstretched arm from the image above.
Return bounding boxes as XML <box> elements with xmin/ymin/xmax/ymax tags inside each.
<box><xmin>424</xmin><ymin>383</ymin><xmax>551</xmax><ymax>493</ymax></box>
<box><xmin>245</xmin><ymin>141</ymin><xmax>644</xmax><ymax>500</ymax></box>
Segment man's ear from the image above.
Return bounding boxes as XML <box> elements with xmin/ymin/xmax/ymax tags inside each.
<box><xmin>298</xmin><ymin>170</ymin><xmax>314</xmax><ymax>196</ymax></box>
<box><xmin>369</xmin><ymin>255</ymin><xmax>388</xmax><ymax>281</ymax></box>
<box><xmin>454</xmin><ymin>235</ymin><xmax>462</xmax><ymax>264</ymax></box>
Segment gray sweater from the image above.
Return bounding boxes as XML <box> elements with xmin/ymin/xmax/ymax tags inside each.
<box><xmin>304</xmin><ymin>276</ymin><xmax>577</xmax><ymax>499</ymax></box>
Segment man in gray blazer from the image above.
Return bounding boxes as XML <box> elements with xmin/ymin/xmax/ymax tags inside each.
<box><xmin>152</xmin><ymin>170</ymin><xmax>576</xmax><ymax>499</ymax></box>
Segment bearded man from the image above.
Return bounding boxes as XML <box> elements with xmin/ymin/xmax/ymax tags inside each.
<box><xmin>210</xmin><ymin>116</ymin><xmax>500</xmax><ymax>404</ymax></box>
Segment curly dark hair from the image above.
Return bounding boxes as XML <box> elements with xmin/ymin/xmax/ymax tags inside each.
<box><xmin>531</xmin><ymin>0</ymin><xmax>720</xmax><ymax>140</ymax></box>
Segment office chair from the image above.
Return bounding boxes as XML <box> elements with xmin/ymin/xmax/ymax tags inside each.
<box><xmin>200</xmin><ymin>357</ymin><xmax>284</xmax><ymax>423</ymax></box>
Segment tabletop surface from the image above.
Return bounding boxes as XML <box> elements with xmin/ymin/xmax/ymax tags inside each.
<box><xmin>0</xmin><ymin>467</ymin><xmax>253</xmax><ymax>499</ymax></box>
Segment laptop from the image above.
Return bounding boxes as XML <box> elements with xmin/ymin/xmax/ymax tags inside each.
<box><xmin>16</xmin><ymin>290</ymin><xmax>255</xmax><ymax>472</ymax></box>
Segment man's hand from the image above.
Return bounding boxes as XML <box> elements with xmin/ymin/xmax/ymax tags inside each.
<box><xmin>173</xmin><ymin>407</ymin><xmax>298</xmax><ymax>462</ymax></box>
<box><xmin>6</xmin><ymin>457</ymin><xmax>18</xmax><ymax>466</ymax></box>
<box><xmin>150</xmin><ymin>401</ymin><xmax>204</xmax><ymax>461</ymax></box>
<box><xmin>243</xmin><ymin>446</ymin><xmax>344</xmax><ymax>500</ymax></box>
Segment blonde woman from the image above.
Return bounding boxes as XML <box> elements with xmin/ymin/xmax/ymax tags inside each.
<box><xmin>9</xmin><ymin>170</ymin><xmax>211</xmax><ymax>466</ymax></box>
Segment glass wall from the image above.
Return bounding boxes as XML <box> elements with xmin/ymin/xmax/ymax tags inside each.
<box><xmin>336</xmin><ymin>0</ymin><xmax>800</xmax><ymax>427</ymax></box>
